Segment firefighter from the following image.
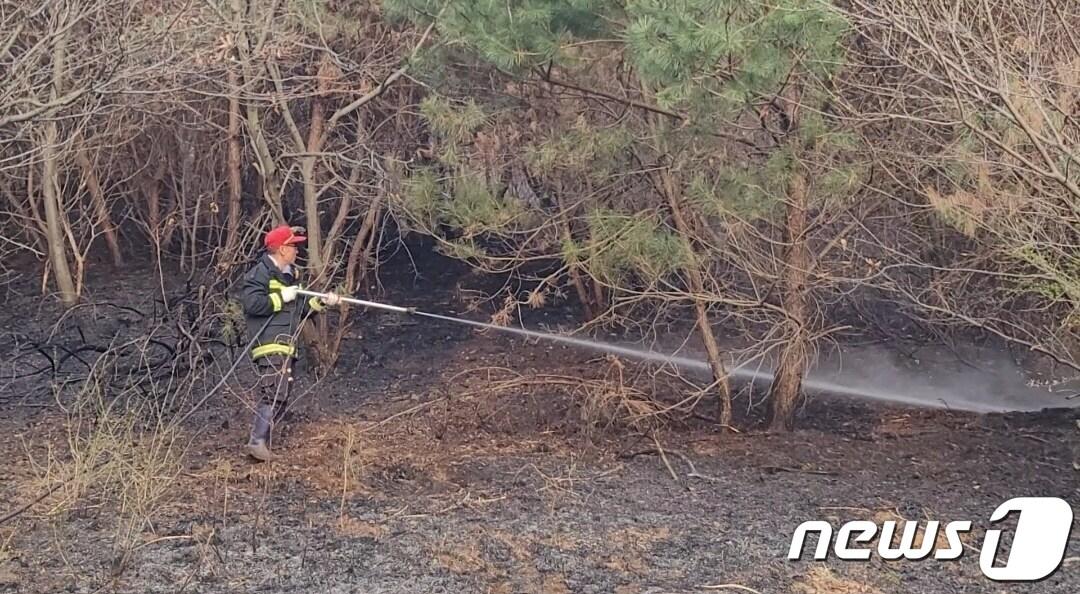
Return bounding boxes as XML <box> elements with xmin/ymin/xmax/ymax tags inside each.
<box><xmin>238</xmin><ymin>224</ymin><xmax>340</xmax><ymax>461</ymax></box>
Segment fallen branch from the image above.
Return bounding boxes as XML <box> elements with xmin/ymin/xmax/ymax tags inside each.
<box><xmin>0</xmin><ymin>459</ymin><xmax>110</xmax><ymax>526</ymax></box>
<box><xmin>0</xmin><ymin>482</ymin><xmax>64</xmax><ymax>526</ymax></box>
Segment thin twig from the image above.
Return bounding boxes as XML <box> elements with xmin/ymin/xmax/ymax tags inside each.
<box><xmin>699</xmin><ymin>584</ymin><xmax>764</xmax><ymax>593</ymax></box>
<box><xmin>652</xmin><ymin>434</ymin><xmax>680</xmax><ymax>485</ymax></box>
<box><xmin>670</xmin><ymin>450</ymin><xmax>720</xmax><ymax>482</ymax></box>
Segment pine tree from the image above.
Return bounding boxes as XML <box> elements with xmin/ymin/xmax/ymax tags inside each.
<box><xmin>385</xmin><ymin>0</ymin><xmax>851</xmax><ymax>430</ymax></box>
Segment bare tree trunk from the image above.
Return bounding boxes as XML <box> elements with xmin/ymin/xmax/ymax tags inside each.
<box><xmin>768</xmin><ymin>171</ymin><xmax>810</xmax><ymax>432</ymax></box>
<box><xmin>144</xmin><ymin>176</ymin><xmax>162</xmax><ymax>257</ymax></box>
<box><xmin>41</xmin><ymin>131</ymin><xmax>76</xmax><ymax>303</ymax></box>
<box><xmin>357</xmin><ymin>210</ymin><xmax>383</xmax><ymax>289</ymax></box>
<box><xmin>189</xmin><ymin>188</ymin><xmax>202</xmax><ymax>273</ymax></box>
<box><xmin>554</xmin><ymin>181</ymin><xmax>596</xmax><ymax>319</ymax></box>
<box><xmin>231</xmin><ymin>0</ymin><xmax>283</xmax><ymax>223</ymax></box>
<box><xmin>223</xmin><ymin>64</ymin><xmax>243</xmax><ymax>259</ymax></box>
<box><xmin>322</xmin><ymin>148</ymin><xmax>365</xmax><ymax>267</ymax></box>
<box><xmin>659</xmin><ymin>166</ymin><xmax>732</xmax><ymax>426</ymax></box>
<box><xmin>591</xmin><ymin>275</ymin><xmax>605</xmax><ymax>314</ymax></box>
<box><xmin>292</xmin><ymin>58</ymin><xmax>336</xmax><ymax>371</ymax></box>
<box><xmin>323</xmin><ymin>193</ymin><xmax>352</xmax><ymax>265</ymax></box>
<box><xmin>565</xmin><ymin>227</ymin><xmax>595</xmax><ymax>318</ymax></box>
<box><xmin>172</xmin><ymin>130</ymin><xmax>201</xmax><ymax>272</ymax></box>
<box><xmin>74</xmin><ymin>146</ymin><xmax>123</xmax><ymax>267</ymax></box>
<box><xmin>247</xmin><ymin>112</ymin><xmax>283</xmax><ymax>222</ymax></box>
<box><xmin>582</xmin><ymin>177</ymin><xmax>606</xmax><ymax>312</ymax></box>
<box><xmin>346</xmin><ymin>191</ymin><xmax>385</xmax><ymax>293</ymax></box>
<box><xmin>41</xmin><ymin>23</ymin><xmax>76</xmax><ymax>305</ymax></box>
<box><xmin>25</xmin><ymin>157</ymin><xmax>47</xmax><ymax>240</ymax></box>
<box><xmin>641</xmin><ymin>94</ymin><xmax>733</xmax><ymax>424</ymax></box>
<box><xmin>147</xmin><ymin>179</ymin><xmax>160</xmax><ymax>236</ymax></box>
<box><xmin>301</xmin><ymin>93</ymin><xmax>325</xmax><ymax>275</ymax></box>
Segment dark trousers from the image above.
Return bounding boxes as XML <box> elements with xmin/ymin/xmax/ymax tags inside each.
<box><xmin>248</xmin><ymin>354</ymin><xmax>294</xmax><ymax>443</ymax></box>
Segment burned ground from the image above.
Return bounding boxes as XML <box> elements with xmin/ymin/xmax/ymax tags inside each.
<box><xmin>0</xmin><ymin>252</ymin><xmax>1077</xmax><ymax>594</ymax></box>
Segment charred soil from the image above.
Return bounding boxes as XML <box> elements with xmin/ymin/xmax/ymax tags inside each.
<box><xmin>0</xmin><ymin>252</ymin><xmax>1077</xmax><ymax>594</ymax></box>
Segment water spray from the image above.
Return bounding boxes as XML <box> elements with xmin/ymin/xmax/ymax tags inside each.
<box><xmin>297</xmin><ymin>288</ymin><xmax>716</xmax><ymax>368</ymax></box>
<box><xmin>296</xmin><ymin>289</ymin><xmax>1044</xmax><ymax>414</ymax></box>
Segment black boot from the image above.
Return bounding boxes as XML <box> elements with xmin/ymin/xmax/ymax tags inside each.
<box><xmin>245</xmin><ymin>402</ymin><xmax>275</xmax><ymax>462</ymax></box>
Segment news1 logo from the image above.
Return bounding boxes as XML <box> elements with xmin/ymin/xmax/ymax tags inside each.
<box><xmin>788</xmin><ymin>497</ymin><xmax>1074</xmax><ymax>581</ymax></box>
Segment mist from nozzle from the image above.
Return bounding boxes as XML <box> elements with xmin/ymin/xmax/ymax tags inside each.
<box><xmin>411</xmin><ymin>310</ymin><xmax>1059</xmax><ymax>413</ymax></box>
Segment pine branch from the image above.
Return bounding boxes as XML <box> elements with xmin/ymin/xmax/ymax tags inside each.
<box><xmin>537</xmin><ymin>69</ymin><xmax>683</xmax><ymax>120</ymax></box>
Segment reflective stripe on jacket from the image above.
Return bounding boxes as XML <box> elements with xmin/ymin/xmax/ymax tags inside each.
<box><xmin>238</xmin><ymin>254</ymin><xmax>325</xmax><ymax>360</ymax></box>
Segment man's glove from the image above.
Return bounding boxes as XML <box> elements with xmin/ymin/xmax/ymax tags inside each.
<box><xmin>280</xmin><ymin>285</ymin><xmax>299</xmax><ymax>303</ymax></box>
<box><xmin>321</xmin><ymin>292</ymin><xmax>341</xmax><ymax>307</ymax></box>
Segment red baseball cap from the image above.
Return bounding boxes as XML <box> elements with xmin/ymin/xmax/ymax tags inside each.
<box><xmin>264</xmin><ymin>225</ymin><xmax>306</xmax><ymax>250</ymax></box>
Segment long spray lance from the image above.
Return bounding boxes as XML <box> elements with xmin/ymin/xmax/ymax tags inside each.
<box><xmin>298</xmin><ymin>289</ymin><xmax>415</xmax><ymax>314</ymax></box>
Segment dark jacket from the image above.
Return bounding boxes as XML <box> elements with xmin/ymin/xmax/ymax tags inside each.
<box><xmin>238</xmin><ymin>254</ymin><xmax>326</xmax><ymax>360</ymax></box>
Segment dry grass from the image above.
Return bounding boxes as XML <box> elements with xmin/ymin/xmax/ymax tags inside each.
<box><xmin>422</xmin><ymin>362</ymin><xmax>671</xmax><ymax>441</ymax></box>
<box><xmin>488</xmin><ymin>530</ymin><xmax>534</xmax><ymax>561</ymax></box>
<box><xmin>793</xmin><ymin>567</ymin><xmax>885</xmax><ymax>594</ymax></box>
<box><xmin>334</xmin><ymin>515</ymin><xmax>388</xmax><ymax>539</ymax></box>
<box><xmin>0</xmin><ymin>530</ymin><xmax>13</xmax><ymax>564</ymax></box>
<box><xmin>0</xmin><ymin>529</ymin><xmax>16</xmax><ymax>586</ymax></box>
<box><xmin>597</xmin><ymin>525</ymin><xmax>673</xmax><ymax>575</ymax></box>
<box><xmin>0</xmin><ymin>565</ymin><xmax>17</xmax><ymax>589</ymax></box>
<box><xmin>611</xmin><ymin>525</ymin><xmax>672</xmax><ymax>547</ymax></box>
<box><xmin>540</xmin><ymin>573</ymin><xmax>572</xmax><ymax>593</ymax></box>
<box><xmin>816</xmin><ymin>506</ymin><xmax>965</xmax><ymax>555</ymax></box>
<box><xmin>872</xmin><ymin>414</ymin><xmax>937</xmax><ymax>439</ymax></box>
<box><xmin>432</xmin><ymin>537</ymin><xmax>490</xmax><ymax>574</ymax></box>
<box><xmin>429</xmin><ymin>530</ymin><xmax>571</xmax><ymax>592</ymax></box>
<box><xmin>339</xmin><ymin>424</ymin><xmax>360</xmax><ymax>526</ymax></box>
<box><xmin>23</xmin><ymin>361</ymin><xmax>186</xmax><ymax>575</ymax></box>
<box><xmin>538</xmin><ymin>531</ymin><xmax>581</xmax><ymax>552</ymax></box>
<box><xmin>579</xmin><ymin>357</ymin><xmax>665</xmax><ymax>437</ymax></box>
<box><xmin>870</xmin><ymin>509</ymin><xmax>957</xmax><ymax>551</ymax></box>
